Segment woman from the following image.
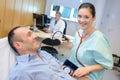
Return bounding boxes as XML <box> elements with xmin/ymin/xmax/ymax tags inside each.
<box><xmin>62</xmin><ymin>2</ymin><xmax>113</xmax><ymax>80</ymax></box>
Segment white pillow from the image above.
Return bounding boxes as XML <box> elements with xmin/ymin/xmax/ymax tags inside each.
<box><xmin>0</xmin><ymin>37</ymin><xmax>16</xmax><ymax>80</ymax></box>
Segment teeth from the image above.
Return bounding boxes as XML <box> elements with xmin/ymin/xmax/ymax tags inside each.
<box><xmin>80</xmin><ymin>23</ymin><xmax>86</xmax><ymax>26</ymax></box>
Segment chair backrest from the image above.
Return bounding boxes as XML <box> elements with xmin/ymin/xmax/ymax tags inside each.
<box><xmin>42</xmin><ymin>38</ymin><xmax>60</xmax><ymax>46</ymax></box>
<box><xmin>113</xmin><ymin>54</ymin><xmax>120</xmax><ymax>67</ymax></box>
<box><xmin>63</xmin><ymin>20</ymin><xmax>67</xmax><ymax>34</ymax></box>
<box><xmin>41</xmin><ymin>46</ymin><xmax>58</xmax><ymax>57</ymax></box>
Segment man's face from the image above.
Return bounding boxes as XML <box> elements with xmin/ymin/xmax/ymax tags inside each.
<box><xmin>14</xmin><ymin>27</ymin><xmax>40</xmax><ymax>53</ymax></box>
<box><xmin>55</xmin><ymin>13</ymin><xmax>60</xmax><ymax>20</ymax></box>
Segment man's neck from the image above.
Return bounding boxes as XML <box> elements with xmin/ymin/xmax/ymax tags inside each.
<box><xmin>19</xmin><ymin>50</ymin><xmax>42</xmax><ymax>59</ymax></box>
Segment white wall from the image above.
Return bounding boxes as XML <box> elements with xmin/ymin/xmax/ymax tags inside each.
<box><xmin>94</xmin><ymin>0</ymin><xmax>106</xmax><ymax>28</ymax></box>
<box><xmin>98</xmin><ymin>0</ymin><xmax>120</xmax><ymax>56</ymax></box>
<box><xmin>45</xmin><ymin>0</ymin><xmax>95</xmax><ymax>36</ymax></box>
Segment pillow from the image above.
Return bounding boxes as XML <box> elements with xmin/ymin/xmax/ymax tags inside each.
<box><xmin>0</xmin><ymin>37</ymin><xmax>16</xmax><ymax>80</ymax></box>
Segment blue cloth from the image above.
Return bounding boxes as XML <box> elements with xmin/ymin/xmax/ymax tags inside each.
<box><xmin>9</xmin><ymin>50</ymin><xmax>75</xmax><ymax>80</ymax></box>
<box><xmin>69</xmin><ymin>30</ymin><xmax>113</xmax><ymax>80</ymax></box>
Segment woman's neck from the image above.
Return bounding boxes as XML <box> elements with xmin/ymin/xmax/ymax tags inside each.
<box><xmin>83</xmin><ymin>26</ymin><xmax>96</xmax><ymax>36</ymax></box>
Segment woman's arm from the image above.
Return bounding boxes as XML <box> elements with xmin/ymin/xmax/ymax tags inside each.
<box><xmin>62</xmin><ymin>38</ymin><xmax>73</xmax><ymax>48</ymax></box>
<box><xmin>72</xmin><ymin>64</ymin><xmax>104</xmax><ymax>78</ymax></box>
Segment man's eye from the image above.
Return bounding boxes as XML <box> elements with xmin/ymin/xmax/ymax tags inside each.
<box><xmin>27</xmin><ymin>31</ymin><xmax>32</xmax><ymax>36</ymax></box>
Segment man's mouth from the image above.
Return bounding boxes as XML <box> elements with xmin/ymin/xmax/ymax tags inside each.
<box><xmin>35</xmin><ymin>37</ymin><xmax>41</xmax><ymax>43</ymax></box>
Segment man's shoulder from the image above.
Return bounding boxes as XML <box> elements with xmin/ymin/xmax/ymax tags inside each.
<box><xmin>38</xmin><ymin>50</ymin><xmax>53</xmax><ymax>58</ymax></box>
<box><xmin>59</xmin><ymin>19</ymin><xmax>64</xmax><ymax>22</ymax></box>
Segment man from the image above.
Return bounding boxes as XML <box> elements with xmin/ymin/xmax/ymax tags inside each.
<box><xmin>8</xmin><ymin>26</ymin><xmax>75</xmax><ymax>80</ymax></box>
<box><xmin>43</xmin><ymin>11</ymin><xmax>65</xmax><ymax>34</ymax></box>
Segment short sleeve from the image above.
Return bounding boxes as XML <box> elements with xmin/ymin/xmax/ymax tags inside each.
<box><xmin>93</xmin><ymin>36</ymin><xmax>113</xmax><ymax>69</ymax></box>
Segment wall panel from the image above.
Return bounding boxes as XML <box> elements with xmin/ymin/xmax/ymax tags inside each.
<box><xmin>0</xmin><ymin>0</ymin><xmax>6</xmax><ymax>37</ymax></box>
<box><xmin>0</xmin><ymin>0</ymin><xmax>46</xmax><ymax>38</ymax></box>
<box><xmin>26</xmin><ymin>0</ymin><xmax>34</xmax><ymax>25</ymax></box>
<box><xmin>20</xmin><ymin>0</ymin><xmax>30</xmax><ymax>25</ymax></box>
<box><xmin>38</xmin><ymin>0</ymin><xmax>46</xmax><ymax>14</ymax></box>
<box><xmin>12</xmin><ymin>0</ymin><xmax>23</xmax><ymax>26</ymax></box>
<box><xmin>3</xmin><ymin>0</ymin><xmax>15</xmax><ymax>36</ymax></box>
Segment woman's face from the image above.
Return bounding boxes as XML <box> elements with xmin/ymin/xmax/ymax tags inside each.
<box><xmin>77</xmin><ymin>8</ymin><xmax>95</xmax><ymax>30</ymax></box>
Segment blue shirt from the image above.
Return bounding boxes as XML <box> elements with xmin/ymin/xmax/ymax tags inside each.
<box><xmin>69</xmin><ymin>30</ymin><xmax>113</xmax><ymax>80</ymax></box>
<box><xmin>9</xmin><ymin>50</ymin><xmax>75</xmax><ymax>80</ymax></box>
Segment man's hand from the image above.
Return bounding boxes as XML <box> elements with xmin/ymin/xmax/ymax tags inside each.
<box><xmin>42</xmin><ymin>28</ymin><xmax>51</xmax><ymax>33</ymax></box>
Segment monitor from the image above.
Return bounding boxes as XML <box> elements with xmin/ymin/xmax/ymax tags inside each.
<box><xmin>33</xmin><ymin>13</ymin><xmax>51</xmax><ymax>29</ymax></box>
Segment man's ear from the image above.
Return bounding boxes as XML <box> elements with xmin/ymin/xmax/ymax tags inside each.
<box><xmin>13</xmin><ymin>41</ymin><xmax>21</xmax><ymax>49</ymax></box>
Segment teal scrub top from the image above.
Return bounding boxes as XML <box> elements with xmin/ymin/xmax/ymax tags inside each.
<box><xmin>69</xmin><ymin>30</ymin><xmax>113</xmax><ymax>80</ymax></box>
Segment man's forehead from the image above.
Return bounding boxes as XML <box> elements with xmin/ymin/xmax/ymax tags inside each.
<box><xmin>15</xmin><ymin>27</ymin><xmax>30</xmax><ymax>34</ymax></box>
<box><xmin>17</xmin><ymin>27</ymin><xmax>29</xmax><ymax>31</ymax></box>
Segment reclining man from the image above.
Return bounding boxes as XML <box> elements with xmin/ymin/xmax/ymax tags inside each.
<box><xmin>8</xmin><ymin>26</ymin><xmax>76</xmax><ymax>80</ymax></box>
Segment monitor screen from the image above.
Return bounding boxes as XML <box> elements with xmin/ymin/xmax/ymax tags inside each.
<box><xmin>33</xmin><ymin>13</ymin><xmax>51</xmax><ymax>29</ymax></box>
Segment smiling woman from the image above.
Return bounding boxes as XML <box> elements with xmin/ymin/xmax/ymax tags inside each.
<box><xmin>62</xmin><ymin>2</ymin><xmax>113</xmax><ymax>80</ymax></box>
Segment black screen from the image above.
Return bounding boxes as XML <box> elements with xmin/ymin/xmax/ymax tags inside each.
<box><xmin>33</xmin><ymin>13</ymin><xmax>51</xmax><ymax>29</ymax></box>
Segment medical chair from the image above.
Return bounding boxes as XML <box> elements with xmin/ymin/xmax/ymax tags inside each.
<box><xmin>0</xmin><ymin>37</ymin><xmax>16</xmax><ymax>80</ymax></box>
<box><xmin>40</xmin><ymin>31</ymin><xmax>66</xmax><ymax>58</ymax></box>
<box><xmin>40</xmin><ymin>31</ymin><xmax>68</xmax><ymax>59</ymax></box>
<box><xmin>112</xmin><ymin>54</ymin><xmax>120</xmax><ymax>72</ymax></box>
<box><xmin>40</xmin><ymin>37</ymin><xmax>61</xmax><ymax>58</ymax></box>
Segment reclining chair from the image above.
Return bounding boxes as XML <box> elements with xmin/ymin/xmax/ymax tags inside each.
<box><xmin>40</xmin><ymin>30</ymin><xmax>66</xmax><ymax>58</ymax></box>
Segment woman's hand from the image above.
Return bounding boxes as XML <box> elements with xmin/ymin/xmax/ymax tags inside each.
<box><xmin>73</xmin><ymin>64</ymin><xmax>104</xmax><ymax>79</ymax></box>
<box><xmin>61</xmin><ymin>37</ymin><xmax>72</xmax><ymax>48</ymax></box>
<box><xmin>72</xmin><ymin>67</ymin><xmax>91</xmax><ymax>78</ymax></box>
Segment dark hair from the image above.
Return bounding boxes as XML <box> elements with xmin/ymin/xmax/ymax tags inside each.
<box><xmin>8</xmin><ymin>26</ymin><xmax>21</xmax><ymax>53</ymax></box>
<box><xmin>78</xmin><ymin>3</ymin><xmax>96</xmax><ymax>17</ymax></box>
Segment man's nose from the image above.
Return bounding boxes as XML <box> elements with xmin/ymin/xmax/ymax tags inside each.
<box><xmin>32</xmin><ymin>33</ymin><xmax>38</xmax><ymax>38</ymax></box>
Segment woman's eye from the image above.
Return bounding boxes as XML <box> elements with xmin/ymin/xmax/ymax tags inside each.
<box><xmin>78</xmin><ymin>15</ymin><xmax>82</xmax><ymax>18</ymax></box>
<box><xmin>84</xmin><ymin>16</ymin><xmax>89</xmax><ymax>19</ymax></box>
